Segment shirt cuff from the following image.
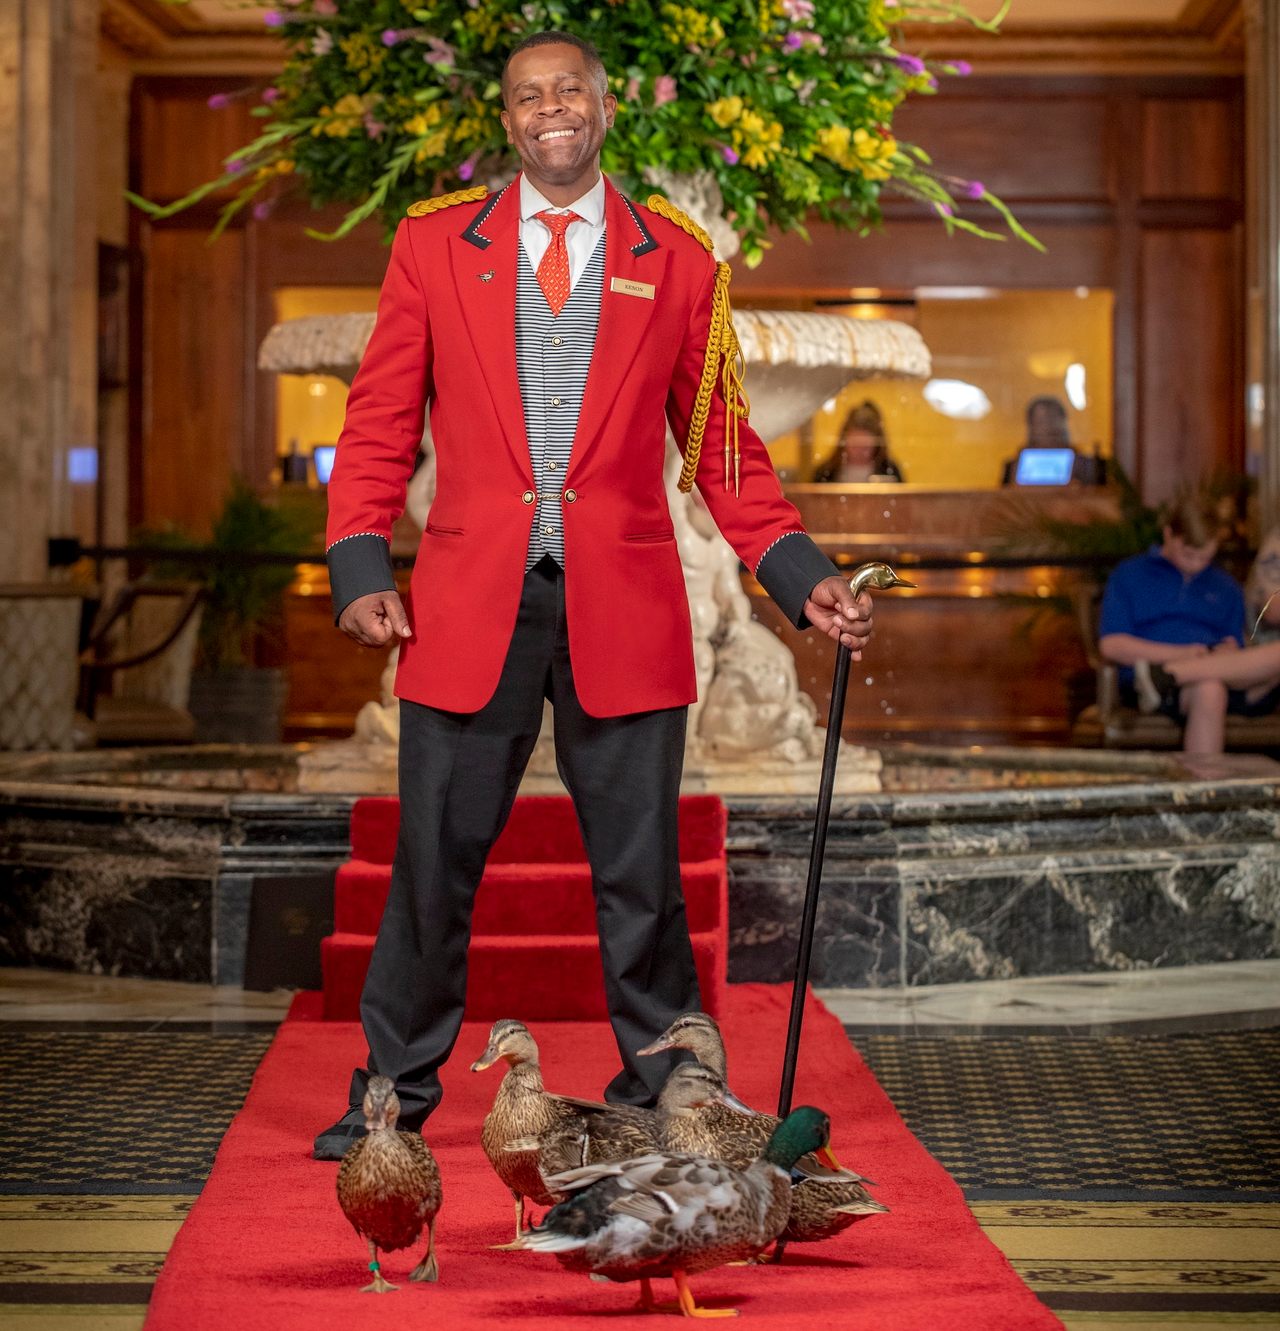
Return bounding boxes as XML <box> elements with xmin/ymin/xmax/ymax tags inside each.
<box><xmin>754</xmin><ymin>532</ymin><xmax>841</xmax><ymax>629</ymax></box>
<box><xmin>327</xmin><ymin>533</ymin><xmax>396</xmax><ymax>624</ymax></box>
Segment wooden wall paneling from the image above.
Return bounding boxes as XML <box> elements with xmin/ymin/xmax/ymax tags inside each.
<box><xmin>1141</xmin><ymin>95</ymin><xmax>1244</xmax><ymax>200</ymax></box>
<box><xmin>890</xmin><ymin>92</ymin><xmax>1114</xmax><ymax>201</ymax></box>
<box><xmin>135</xmin><ymin>76</ymin><xmax>258</xmax><ymax>200</ymax></box>
<box><xmin>1139</xmin><ymin>226</ymin><xmax>1242</xmax><ymax>501</ymax></box>
<box><xmin>1110</xmin><ymin>90</ymin><xmax>1144</xmax><ymax>488</ymax></box>
<box><xmin>141</xmin><ymin>225</ymin><xmax>246</xmax><ymax>534</ymax></box>
<box><xmin>732</xmin><ymin>221</ymin><xmax>1115</xmax><ymax>297</ymax></box>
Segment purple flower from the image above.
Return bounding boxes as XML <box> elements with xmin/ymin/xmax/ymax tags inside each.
<box><xmin>381</xmin><ymin>29</ymin><xmax>401</xmax><ymax>46</ymax></box>
<box><xmin>782</xmin><ymin>0</ymin><xmax>815</xmax><ymax>17</ymax></box>
<box><xmin>653</xmin><ymin>75</ymin><xmax>678</xmax><ymax>107</ymax></box>
<box><xmin>253</xmin><ymin>201</ymin><xmax>273</xmax><ymax>221</ymax></box>
<box><xmin>784</xmin><ymin>31</ymin><xmax>804</xmax><ymax>50</ymax></box>
<box><xmin>225</xmin><ymin>158</ymin><xmax>246</xmax><ymax>175</ymax></box>
<box><xmin>261</xmin><ymin>86</ymin><xmax>280</xmax><ymax>103</ymax></box>
<box><xmin>262</xmin><ymin>9</ymin><xmax>286</xmax><ymax>27</ymax></box>
<box><xmin>207</xmin><ymin>92</ymin><xmax>232</xmax><ymax>110</ymax></box>
<box><xmin>424</xmin><ymin>36</ymin><xmax>456</xmax><ymax>67</ymax></box>
<box><xmin>894</xmin><ymin>53</ymin><xmax>926</xmax><ymax>76</ymax></box>
<box><xmin>964</xmin><ymin>179</ymin><xmax>985</xmax><ymax>199</ymax></box>
<box><xmin>936</xmin><ymin>202</ymin><xmax>954</xmax><ymax>217</ymax></box>
<box><xmin>457</xmin><ymin>154</ymin><xmax>480</xmax><ymax>182</ymax></box>
<box><xmin>721</xmin><ymin>144</ymin><xmax>739</xmax><ymax>164</ymax></box>
<box><xmin>950</xmin><ymin>59</ymin><xmax>972</xmax><ymax>76</ymax></box>
<box><xmin>364</xmin><ymin>113</ymin><xmax>386</xmax><ymax>139</ymax></box>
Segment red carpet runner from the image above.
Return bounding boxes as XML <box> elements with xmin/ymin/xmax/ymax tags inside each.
<box><xmin>145</xmin><ymin>986</ymin><xmax>1061</xmax><ymax>1330</ymax></box>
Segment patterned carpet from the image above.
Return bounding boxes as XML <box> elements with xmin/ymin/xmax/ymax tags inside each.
<box><xmin>856</xmin><ymin>1028</ymin><xmax>1280</xmax><ymax>1199</ymax></box>
<box><xmin>2</xmin><ymin>1022</ymin><xmax>1278</xmax><ymax>1328</ymax></box>
<box><xmin>0</xmin><ymin>1032</ymin><xmax>274</xmax><ymax>1194</ymax></box>
<box><xmin>857</xmin><ymin>1027</ymin><xmax>1280</xmax><ymax>1325</ymax></box>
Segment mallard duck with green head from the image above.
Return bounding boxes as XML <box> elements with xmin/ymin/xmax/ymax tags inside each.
<box><xmin>335</xmin><ymin>1076</ymin><xmax>442</xmax><ymax>1293</ymax></box>
<box><xmin>512</xmin><ymin>1105</ymin><xmax>832</xmax><ymax>1317</ymax></box>
<box><xmin>639</xmin><ymin>1012</ymin><xmax>887</xmax><ymax>1245</ymax></box>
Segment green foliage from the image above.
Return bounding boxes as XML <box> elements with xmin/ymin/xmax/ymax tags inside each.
<box><xmin>136</xmin><ymin>0</ymin><xmax>1035</xmax><ymax>264</ymax></box>
<box><xmin>137</xmin><ymin>478</ymin><xmax>311</xmax><ymax>671</ymax></box>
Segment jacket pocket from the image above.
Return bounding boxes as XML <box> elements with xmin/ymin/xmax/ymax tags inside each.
<box><xmin>623</xmin><ymin>530</ymin><xmax>675</xmax><ymax>544</ymax></box>
<box><xmin>426</xmin><ymin>522</ymin><xmax>464</xmax><ymax>538</ymax></box>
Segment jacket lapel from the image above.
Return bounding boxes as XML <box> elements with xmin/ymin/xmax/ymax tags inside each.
<box><xmin>569</xmin><ymin>179</ymin><xmax>669</xmax><ymax>476</ymax></box>
<box><xmin>446</xmin><ymin>180</ymin><xmax>530</xmax><ymax>480</ymax></box>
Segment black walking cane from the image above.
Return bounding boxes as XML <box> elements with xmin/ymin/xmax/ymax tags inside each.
<box><xmin>777</xmin><ymin>562</ymin><xmax>915</xmax><ymax>1120</ymax></box>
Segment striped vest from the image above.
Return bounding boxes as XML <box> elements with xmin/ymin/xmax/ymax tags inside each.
<box><xmin>515</xmin><ymin>233</ymin><xmax>606</xmax><ymax>569</ymax></box>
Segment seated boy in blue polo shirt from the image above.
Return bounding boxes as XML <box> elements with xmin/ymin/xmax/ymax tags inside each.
<box><xmin>1099</xmin><ymin>496</ymin><xmax>1280</xmax><ymax>755</ymax></box>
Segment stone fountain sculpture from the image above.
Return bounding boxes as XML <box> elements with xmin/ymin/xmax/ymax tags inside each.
<box><xmin>262</xmin><ymin>183</ymin><xmax>929</xmax><ymax>795</ymax></box>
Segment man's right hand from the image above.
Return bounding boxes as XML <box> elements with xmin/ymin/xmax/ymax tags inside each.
<box><xmin>338</xmin><ymin>590</ymin><xmax>412</xmax><ymax>647</ymax></box>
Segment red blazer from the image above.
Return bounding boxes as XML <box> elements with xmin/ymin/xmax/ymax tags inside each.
<box><xmin>326</xmin><ymin>175</ymin><xmax>835</xmax><ymax>718</ymax></box>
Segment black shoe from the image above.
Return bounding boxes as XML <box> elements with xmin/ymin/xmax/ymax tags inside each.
<box><xmin>313</xmin><ymin>1106</ymin><xmax>366</xmax><ymax>1161</ymax></box>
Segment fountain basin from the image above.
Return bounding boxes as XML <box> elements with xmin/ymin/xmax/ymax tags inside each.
<box><xmin>1</xmin><ymin>745</ymin><xmax>1276</xmax><ymax>989</ymax></box>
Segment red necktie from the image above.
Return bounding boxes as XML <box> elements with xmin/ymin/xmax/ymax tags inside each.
<box><xmin>534</xmin><ymin>209</ymin><xmax>582</xmax><ymax>316</ymax></box>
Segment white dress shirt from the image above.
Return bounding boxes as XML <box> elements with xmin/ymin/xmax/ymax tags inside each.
<box><xmin>518</xmin><ymin>174</ymin><xmax>606</xmax><ymax>291</ymax></box>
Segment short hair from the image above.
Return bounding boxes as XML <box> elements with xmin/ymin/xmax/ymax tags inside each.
<box><xmin>1165</xmin><ymin>494</ymin><xmax>1221</xmax><ymax>548</ymax></box>
<box><xmin>502</xmin><ymin>31</ymin><xmax>609</xmax><ymax>102</ymax></box>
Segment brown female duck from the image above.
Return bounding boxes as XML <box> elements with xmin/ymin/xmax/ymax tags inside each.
<box><xmin>639</xmin><ymin>1011</ymin><xmax>887</xmax><ymax>1245</ymax></box>
<box><xmin>336</xmin><ymin>1076</ymin><xmax>442</xmax><ymax>1293</ymax></box>
<box><xmin>471</xmin><ymin>1018</ymin><xmax>590</xmax><ymax>1241</ymax></box>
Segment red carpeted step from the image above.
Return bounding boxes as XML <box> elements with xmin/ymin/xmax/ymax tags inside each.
<box><xmin>321</xmin><ymin>928</ymin><xmax>726</xmax><ymax>1022</ymax></box>
<box><xmin>333</xmin><ymin>857</ymin><xmax>727</xmax><ymax>936</ymax></box>
<box><xmin>350</xmin><ymin>792</ymin><xmax>728</xmax><ymax>865</ymax></box>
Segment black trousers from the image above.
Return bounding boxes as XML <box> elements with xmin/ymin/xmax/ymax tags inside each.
<box><xmin>348</xmin><ymin>555</ymin><xmax>701</xmax><ymax>1124</ymax></box>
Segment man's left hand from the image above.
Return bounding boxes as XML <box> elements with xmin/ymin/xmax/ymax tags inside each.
<box><xmin>804</xmin><ymin>576</ymin><xmax>873</xmax><ymax>657</ymax></box>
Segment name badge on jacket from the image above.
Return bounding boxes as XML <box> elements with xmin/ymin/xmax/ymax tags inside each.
<box><xmin>610</xmin><ymin>276</ymin><xmax>656</xmax><ymax>301</ymax></box>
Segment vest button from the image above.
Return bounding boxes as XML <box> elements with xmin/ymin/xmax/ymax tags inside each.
<box><xmin>551</xmin><ymin>336</ymin><xmax>563</xmax><ymax>346</ymax></box>
<box><xmin>564</xmin><ymin>489</ymin><xmax>577</xmax><ymax>503</ymax></box>
<box><xmin>544</xmin><ymin>524</ymin><xmax>557</xmax><ymax>536</ymax></box>
<box><xmin>550</xmin><ymin>396</ymin><xmax>562</xmax><ymax>407</ymax></box>
<box><xmin>522</xmin><ymin>490</ymin><xmax>535</xmax><ymax>504</ymax></box>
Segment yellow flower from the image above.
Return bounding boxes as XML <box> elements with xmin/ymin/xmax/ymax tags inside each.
<box><xmin>707</xmin><ymin>96</ymin><xmax>743</xmax><ymax>128</ymax></box>
<box><xmin>661</xmin><ymin>4</ymin><xmax>723</xmax><ymax>48</ymax></box>
<box><xmin>402</xmin><ymin>105</ymin><xmax>445</xmax><ymax>139</ymax></box>
<box><xmin>816</xmin><ymin>124</ymin><xmax>851</xmax><ymax>160</ymax></box>
<box><xmin>313</xmin><ymin>93</ymin><xmax>376</xmax><ymax>138</ymax></box>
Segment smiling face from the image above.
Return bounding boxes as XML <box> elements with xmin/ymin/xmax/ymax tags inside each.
<box><xmin>500</xmin><ymin>42</ymin><xmax>616</xmax><ymax>205</ymax></box>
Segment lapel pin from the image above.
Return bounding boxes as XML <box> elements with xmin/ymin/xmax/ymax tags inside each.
<box><xmin>478</xmin><ymin>269</ymin><xmax>494</xmax><ymax>283</ymax></box>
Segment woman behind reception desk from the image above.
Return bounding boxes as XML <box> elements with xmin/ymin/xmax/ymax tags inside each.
<box><xmin>1001</xmin><ymin>395</ymin><xmax>1105</xmax><ymax>487</ymax></box>
<box><xmin>814</xmin><ymin>400</ymin><xmax>905</xmax><ymax>484</ymax></box>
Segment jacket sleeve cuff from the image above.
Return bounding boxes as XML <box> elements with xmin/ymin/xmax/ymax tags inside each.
<box><xmin>327</xmin><ymin>533</ymin><xmax>396</xmax><ymax>624</ymax></box>
<box><xmin>754</xmin><ymin>532</ymin><xmax>841</xmax><ymax>629</ymax></box>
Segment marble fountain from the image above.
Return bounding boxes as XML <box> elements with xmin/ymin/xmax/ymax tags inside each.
<box><xmin>3</xmin><ymin>177</ymin><xmax>1277</xmax><ymax>991</ymax></box>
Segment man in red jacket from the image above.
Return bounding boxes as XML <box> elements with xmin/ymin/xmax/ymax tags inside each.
<box><xmin>315</xmin><ymin>30</ymin><xmax>873</xmax><ymax>1160</ymax></box>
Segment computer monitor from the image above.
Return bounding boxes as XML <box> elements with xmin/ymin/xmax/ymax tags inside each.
<box><xmin>1013</xmin><ymin>446</ymin><xmax>1075</xmax><ymax>486</ymax></box>
<box><xmin>313</xmin><ymin>445</ymin><xmax>337</xmax><ymax>484</ymax></box>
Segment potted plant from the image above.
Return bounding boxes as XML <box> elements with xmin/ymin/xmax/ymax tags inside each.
<box><xmin>143</xmin><ymin>478</ymin><xmax>312</xmax><ymax>743</ymax></box>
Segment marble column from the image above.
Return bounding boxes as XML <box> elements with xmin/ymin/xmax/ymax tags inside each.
<box><xmin>1247</xmin><ymin>0</ymin><xmax>1280</xmax><ymax>534</ymax></box>
<box><xmin>0</xmin><ymin>0</ymin><xmax>100</xmax><ymax>583</ymax></box>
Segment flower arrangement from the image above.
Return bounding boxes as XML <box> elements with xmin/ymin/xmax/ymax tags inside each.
<box><xmin>138</xmin><ymin>0</ymin><xmax>1037</xmax><ymax>267</ymax></box>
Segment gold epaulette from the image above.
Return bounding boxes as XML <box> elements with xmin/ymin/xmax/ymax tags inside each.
<box><xmin>406</xmin><ymin>185</ymin><xmax>488</xmax><ymax>218</ymax></box>
<box><xmin>645</xmin><ymin>194</ymin><xmax>749</xmax><ymax>498</ymax></box>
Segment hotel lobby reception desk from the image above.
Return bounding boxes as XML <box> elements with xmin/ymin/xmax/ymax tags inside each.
<box><xmin>739</xmin><ymin>485</ymin><xmax>1123</xmax><ymax>747</ymax></box>
<box><xmin>282</xmin><ymin>486</ymin><xmax>1119</xmax><ymax>747</ymax></box>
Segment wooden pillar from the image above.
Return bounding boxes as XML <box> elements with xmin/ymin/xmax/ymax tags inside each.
<box><xmin>0</xmin><ymin>0</ymin><xmax>99</xmax><ymax>582</ymax></box>
<box><xmin>1247</xmin><ymin>0</ymin><xmax>1280</xmax><ymax>534</ymax></box>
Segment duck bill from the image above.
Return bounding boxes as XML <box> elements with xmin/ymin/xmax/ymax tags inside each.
<box><xmin>721</xmin><ymin>1088</ymin><xmax>759</xmax><ymax>1116</ymax></box>
<box><xmin>470</xmin><ymin>1045</ymin><xmax>501</xmax><ymax>1072</ymax></box>
<box><xmin>892</xmin><ymin>576</ymin><xmax>918</xmax><ymax>589</ymax></box>
<box><xmin>817</xmin><ymin>1145</ymin><xmax>847</xmax><ymax>1171</ymax></box>
<box><xmin>635</xmin><ymin>1035</ymin><xmax>675</xmax><ymax>1057</ymax></box>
